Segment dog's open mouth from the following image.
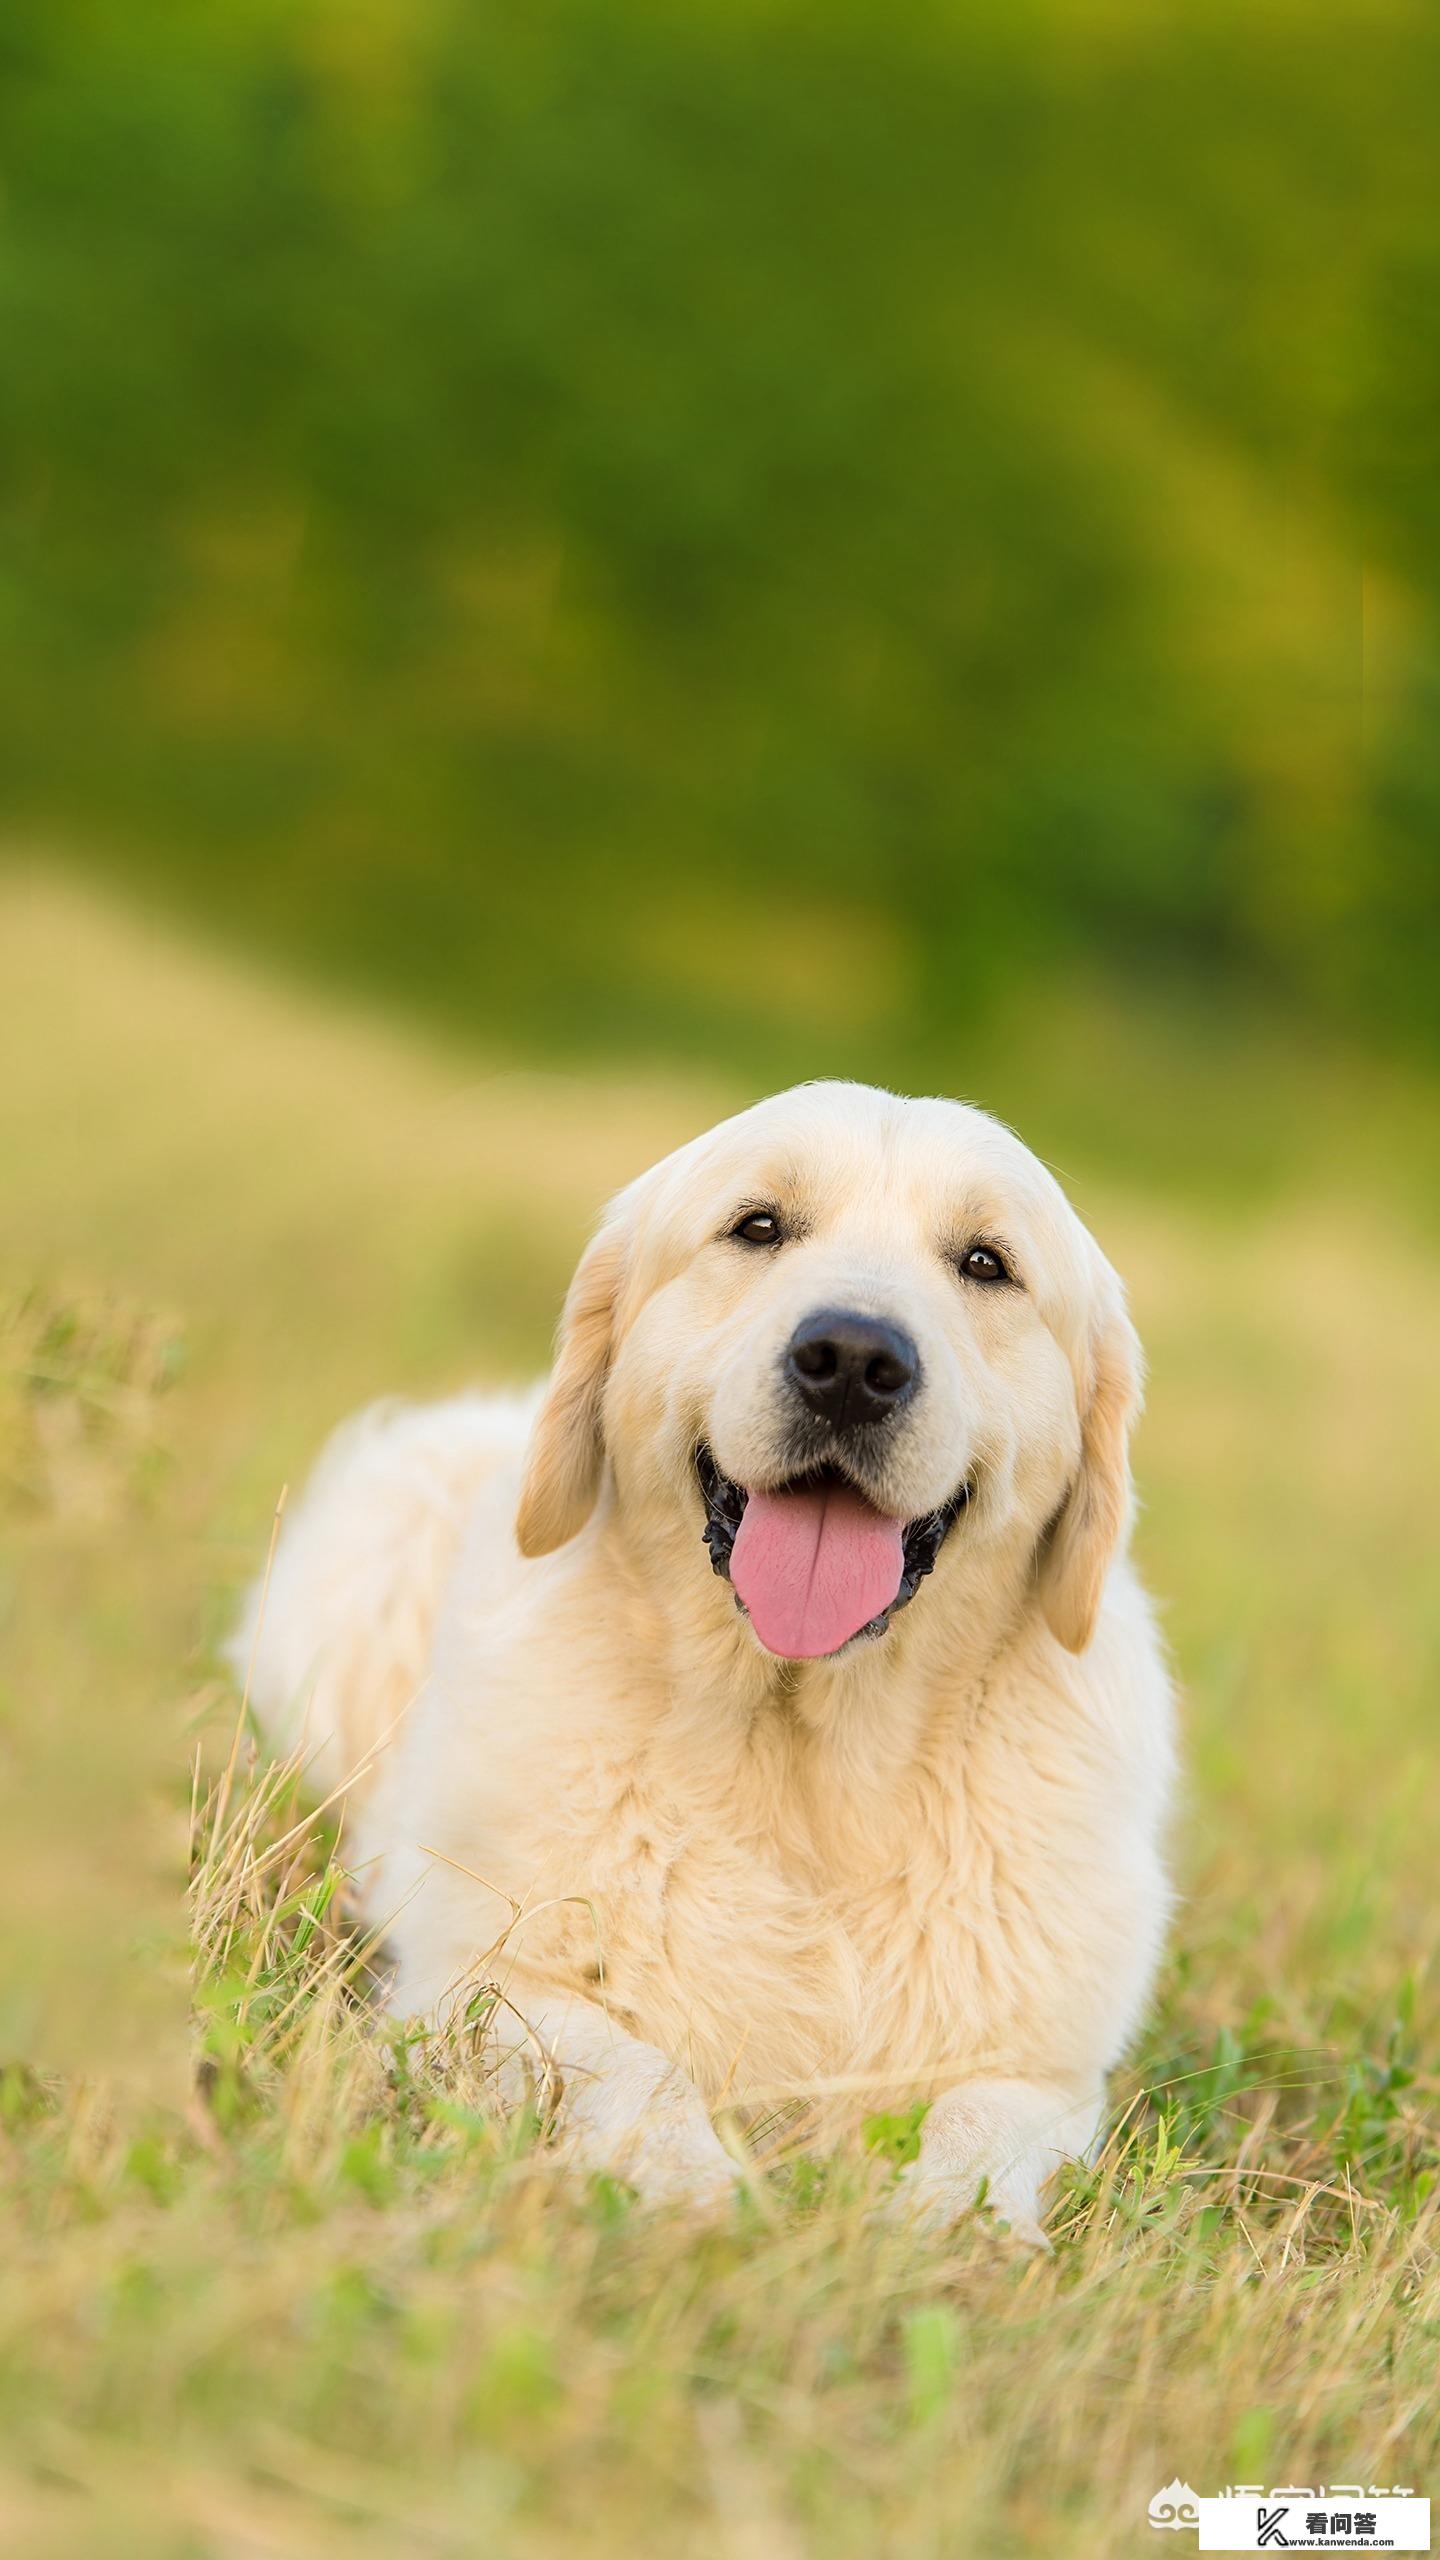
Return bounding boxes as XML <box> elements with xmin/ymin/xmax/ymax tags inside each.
<box><xmin>696</xmin><ymin>1446</ymin><xmax>970</xmax><ymax>1661</ymax></box>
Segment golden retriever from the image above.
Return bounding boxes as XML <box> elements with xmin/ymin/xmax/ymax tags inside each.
<box><xmin>236</xmin><ymin>1080</ymin><xmax>1173</xmax><ymax>2237</ymax></box>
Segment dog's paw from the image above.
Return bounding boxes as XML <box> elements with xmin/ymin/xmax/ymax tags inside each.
<box><xmin>602</xmin><ymin>2123</ymin><xmax>746</xmax><ymax>2221</ymax></box>
<box><xmin>884</xmin><ymin>2077</ymin><xmax>1094</xmax><ymax>2254</ymax></box>
<box><xmin>633</xmin><ymin>2148</ymin><xmax>746</xmax><ymax>2221</ymax></box>
<box><xmin>885</xmin><ymin>2160</ymin><xmax>1052</xmax><ymax>2254</ymax></box>
<box><xmin>558</xmin><ymin>2110</ymin><xmax>744</xmax><ymax>2221</ymax></box>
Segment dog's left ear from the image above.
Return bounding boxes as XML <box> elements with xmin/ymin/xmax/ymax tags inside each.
<box><xmin>515</xmin><ymin>1217</ymin><xmax>628</xmax><ymax>1558</ymax></box>
<box><xmin>1039</xmin><ymin>1277</ymin><xmax>1143</xmax><ymax>1654</ymax></box>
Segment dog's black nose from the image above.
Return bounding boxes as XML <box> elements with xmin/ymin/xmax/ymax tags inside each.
<box><xmin>785</xmin><ymin>1308</ymin><xmax>920</xmax><ymax>1434</ymax></box>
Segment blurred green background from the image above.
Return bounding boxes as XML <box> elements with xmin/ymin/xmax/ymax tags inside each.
<box><xmin>2</xmin><ymin>0</ymin><xmax>1437</xmax><ymax>1081</ymax></box>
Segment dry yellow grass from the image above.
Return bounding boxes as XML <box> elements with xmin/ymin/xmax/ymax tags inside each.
<box><xmin>1</xmin><ymin>867</ymin><xmax>1436</xmax><ymax>2557</ymax></box>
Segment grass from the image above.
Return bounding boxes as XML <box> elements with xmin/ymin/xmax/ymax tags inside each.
<box><xmin>1</xmin><ymin>867</ymin><xmax>1437</xmax><ymax>2557</ymax></box>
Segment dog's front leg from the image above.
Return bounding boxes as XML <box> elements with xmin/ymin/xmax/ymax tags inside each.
<box><xmin>496</xmin><ymin>1988</ymin><xmax>743</xmax><ymax>2215</ymax></box>
<box><xmin>892</xmin><ymin>2077</ymin><xmax>1102</xmax><ymax>2246</ymax></box>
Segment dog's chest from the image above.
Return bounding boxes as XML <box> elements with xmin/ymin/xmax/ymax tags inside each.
<box><xmin>564</xmin><ymin>1733</ymin><xmax>1031</xmax><ymax>2103</ymax></box>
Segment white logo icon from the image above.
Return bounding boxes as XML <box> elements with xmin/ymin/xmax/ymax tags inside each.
<box><xmin>1149</xmin><ymin>2481</ymin><xmax>1201</xmax><ymax>2531</ymax></box>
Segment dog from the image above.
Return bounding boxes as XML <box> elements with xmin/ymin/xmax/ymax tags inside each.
<box><xmin>235</xmin><ymin>1080</ymin><xmax>1174</xmax><ymax>2236</ymax></box>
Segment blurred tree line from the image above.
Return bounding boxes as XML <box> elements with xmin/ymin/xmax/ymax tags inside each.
<box><xmin>0</xmin><ymin>0</ymin><xmax>1435</xmax><ymax>1082</ymax></box>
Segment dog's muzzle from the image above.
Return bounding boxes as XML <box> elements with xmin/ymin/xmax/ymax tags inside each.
<box><xmin>696</xmin><ymin>1445</ymin><xmax>971</xmax><ymax>1654</ymax></box>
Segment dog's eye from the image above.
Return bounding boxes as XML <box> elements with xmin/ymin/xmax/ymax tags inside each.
<box><xmin>958</xmin><ymin>1243</ymin><xmax>1011</xmax><ymax>1286</ymax></box>
<box><xmin>731</xmin><ymin>1209</ymin><xmax>783</xmax><ymax>1247</ymax></box>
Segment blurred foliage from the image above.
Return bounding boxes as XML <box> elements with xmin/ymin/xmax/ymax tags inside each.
<box><xmin>0</xmin><ymin>1284</ymin><xmax>182</xmax><ymax>1517</ymax></box>
<box><xmin>0</xmin><ymin>0</ymin><xmax>1436</xmax><ymax>1077</ymax></box>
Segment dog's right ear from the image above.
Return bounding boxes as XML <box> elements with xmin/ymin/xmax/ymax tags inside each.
<box><xmin>515</xmin><ymin>1218</ymin><xmax>628</xmax><ymax>1558</ymax></box>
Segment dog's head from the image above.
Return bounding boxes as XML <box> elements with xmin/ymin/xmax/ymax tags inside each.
<box><xmin>516</xmin><ymin>1082</ymin><xmax>1140</xmax><ymax>1663</ymax></box>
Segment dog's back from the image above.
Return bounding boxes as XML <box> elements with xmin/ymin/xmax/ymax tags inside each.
<box><xmin>229</xmin><ymin>1389</ymin><xmax>538</xmax><ymax>1803</ymax></box>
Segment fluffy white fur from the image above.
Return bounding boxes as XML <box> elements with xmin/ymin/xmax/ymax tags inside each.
<box><xmin>234</xmin><ymin>1081</ymin><xmax>1174</xmax><ymax>2237</ymax></box>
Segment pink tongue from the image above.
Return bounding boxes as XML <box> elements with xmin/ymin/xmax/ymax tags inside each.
<box><xmin>731</xmin><ymin>1482</ymin><xmax>905</xmax><ymax>1660</ymax></box>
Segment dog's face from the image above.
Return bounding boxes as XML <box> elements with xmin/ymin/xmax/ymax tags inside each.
<box><xmin>517</xmin><ymin>1083</ymin><xmax>1139</xmax><ymax>1663</ymax></box>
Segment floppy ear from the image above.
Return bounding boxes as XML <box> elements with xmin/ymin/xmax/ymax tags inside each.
<box><xmin>515</xmin><ymin>1220</ymin><xmax>627</xmax><ymax>1558</ymax></box>
<box><xmin>1039</xmin><ymin>1283</ymin><xmax>1143</xmax><ymax>1654</ymax></box>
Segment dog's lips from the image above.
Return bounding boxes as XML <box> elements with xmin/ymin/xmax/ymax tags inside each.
<box><xmin>696</xmin><ymin>1446</ymin><xmax>970</xmax><ymax>1659</ymax></box>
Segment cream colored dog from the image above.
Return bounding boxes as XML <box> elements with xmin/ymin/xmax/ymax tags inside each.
<box><xmin>236</xmin><ymin>1081</ymin><xmax>1173</xmax><ymax>2236</ymax></box>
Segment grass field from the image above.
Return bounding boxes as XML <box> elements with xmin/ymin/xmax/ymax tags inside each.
<box><xmin>2</xmin><ymin>868</ymin><xmax>1437</xmax><ymax>2558</ymax></box>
